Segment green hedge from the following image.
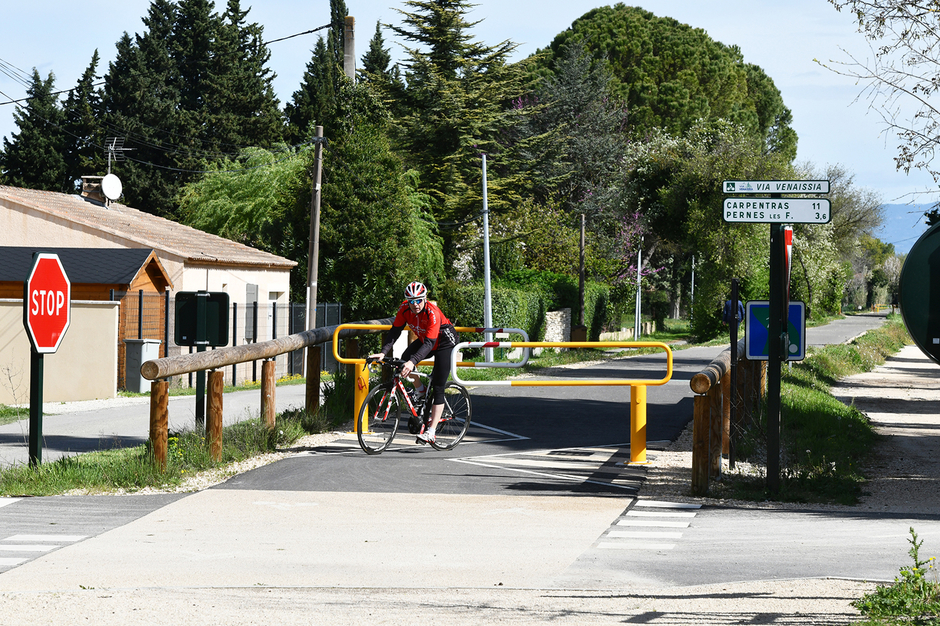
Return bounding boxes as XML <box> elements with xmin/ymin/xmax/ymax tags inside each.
<box><xmin>437</xmin><ymin>273</ymin><xmax>611</xmax><ymax>342</ymax></box>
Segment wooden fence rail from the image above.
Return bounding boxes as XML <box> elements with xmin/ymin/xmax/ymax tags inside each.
<box><xmin>690</xmin><ymin>338</ymin><xmax>766</xmax><ymax>496</ymax></box>
<box><xmin>141</xmin><ymin>316</ymin><xmax>394</xmax><ymax>467</ymax></box>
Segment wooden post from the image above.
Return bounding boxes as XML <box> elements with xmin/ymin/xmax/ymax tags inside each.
<box><xmin>261</xmin><ymin>359</ymin><xmax>276</xmax><ymax>430</ymax></box>
<box><xmin>708</xmin><ymin>383</ymin><xmax>722</xmax><ymax>479</ymax></box>
<box><xmin>150</xmin><ymin>380</ymin><xmax>169</xmax><ymax>470</ymax></box>
<box><xmin>306</xmin><ymin>345</ymin><xmax>321</xmax><ymax>415</ymax></box>
<box><xmin>207</xmin><ymin>370</ymin><xmax>224</xmax><ymax>461</ymax></box>
<box><xmin>692</xmin><ymin>394</ymin><xmax>709</xmax><ymax>496</ymax></box>
<box><xmin>721</xmin><ymin>369</ymin><xmax>731</xmax><ymax>455</ymax></box>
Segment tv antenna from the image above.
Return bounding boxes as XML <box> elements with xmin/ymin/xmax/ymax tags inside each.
<box><xmin>102</xmin><ymin>137</ymin><xmax>133</xmax><ymax>202</ymax></box>
<box><xmin>104</xmin><ymin>137</ymin><xmax>134</xmax><ymax>174</ymax></box>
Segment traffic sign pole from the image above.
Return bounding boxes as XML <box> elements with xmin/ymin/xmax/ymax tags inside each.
<box><xmin>22</xmin><ymin>252</ymin><xmax>71</xmax><ymax>467</ymax></box>
<box><xmin>28</xmin><ymin>351</ymin><xmax>43</xmax><ymax>467</ymax></box>
<box><xmin>766</xmin><ymin>219</ymin><xmax>788</xmax><ymax>494</ymax></box>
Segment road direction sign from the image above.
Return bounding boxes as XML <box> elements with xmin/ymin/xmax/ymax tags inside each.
<box><xmin>746</xmin><ymin>300</ymin><xmax>806</xmax><ymax>361</ymax></box>
<box><xmin>723</xmin><ymin>198</ymin><xmax>831</xmax><ymax>224</ymax></box>
<box><xmin>23</xmin><ymin>253</ymin><xmax>71</xmax><ymax>354</ymax></box>
<box><xmin>723</xmin><ymin>180</ymin><xmax>830</xmax><ymax>194</ymax></box>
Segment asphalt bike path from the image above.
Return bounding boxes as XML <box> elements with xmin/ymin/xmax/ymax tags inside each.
<box><xmin>0</xmin><ymin>313</ymin><xmax>906</xmax><ymax>600</ymax></box>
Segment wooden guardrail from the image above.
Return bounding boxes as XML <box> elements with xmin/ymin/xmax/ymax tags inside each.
<box><xmin>690</xmin><ymin>338</ymin><xmax>766</xmax><ymax>495</ymax></box>
<box><xmin>140</xmin><ymin>316</ymin><xmax>393</xmax><ymax>468</ymax></box>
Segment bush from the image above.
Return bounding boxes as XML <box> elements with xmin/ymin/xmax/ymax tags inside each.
<box><xmin>439</xmin><ymin>272</ymin><xmax>612</xmax><ymax>341</ymax></box>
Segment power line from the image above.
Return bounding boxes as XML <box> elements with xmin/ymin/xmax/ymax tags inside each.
<box><xmin>264</xmin><ymin>22</ymin><xmax>340</xmax><ymax>45</ymax></box>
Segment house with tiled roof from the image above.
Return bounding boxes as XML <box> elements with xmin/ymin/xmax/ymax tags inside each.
<box><xmin>0</xmin><ymin>178</ymin><xmax>299</xmax><ymax>394</ymax></box>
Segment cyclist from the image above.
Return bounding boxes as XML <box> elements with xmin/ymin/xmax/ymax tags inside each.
<box><xmin>369</xmin><ymin>281</ymin><xmax>458</xmax><ymax>444</ymax></box>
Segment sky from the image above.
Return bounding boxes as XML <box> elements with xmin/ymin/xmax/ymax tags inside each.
<box><xmin>0</xmin><ymin>0</ymin><xmax>934</xmax><ymax>252</ymax></box>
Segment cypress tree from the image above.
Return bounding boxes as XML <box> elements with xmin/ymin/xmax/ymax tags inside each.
<box><xmin>206</xmin><ymin>0</ymin><xmax>283</xmax><ymax>152</ymax></box>
<box><xmin>0</xmin><ymin>69</ymin><xmax>67</xmax><ymax>191</ymax></box>
<box><xmin>61</xmin><ymin>50</ymin><xmax>105</xmax><ymax>191</ymax></box>
<box><xmin>360</xmin><ymin>21</ymin><xmax>393</xmax><ymax>82</ymax></box>
<box><xmin>381</xmin><ymin>0</ymin><xmax>532</xmax><ymax>233</ymax></box>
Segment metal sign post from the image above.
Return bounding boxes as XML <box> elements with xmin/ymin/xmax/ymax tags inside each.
<box><xmin>23</xmin><ymin>253</ymin><xmax>72</xmax><ymax>467</ymax></box>
<box><xmin>723</xmin><ymin>180</ymin><xmax>828</xmax><ymax>494</ymax></box>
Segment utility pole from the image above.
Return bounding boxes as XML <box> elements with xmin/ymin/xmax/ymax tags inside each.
<box><xmin>306</xmin><ymin>126</ymin><xmax>324</xmax><ymax>370</ymax></box>
<box><xmin>482</xmin><ymin>154</ymin><xmax>493</xmax><ymax>362</ymax></box>
<box><xmin>343</xmin><ymin>17</ymin><xmax>355</xmax><ymax>81</ymax></box>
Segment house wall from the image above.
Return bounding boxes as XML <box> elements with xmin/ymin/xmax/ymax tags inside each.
<box><xmin>0</xmin><ymin>206</ymin><xmax>294</xmax><ymax>384</ymax></box>
<box><xmin>0</xmin><ymin>300</ymin><xmax>119</xmax><ymax>404</ymax></box>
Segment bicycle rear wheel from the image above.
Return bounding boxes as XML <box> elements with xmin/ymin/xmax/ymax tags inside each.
<box><xmin>430</xmin><ymin>382</ymin><xmax>471</xmax><ymax>451</ymax></box>
<box><xmin>357</xmin><ymin>383</ymin><xmax>401</xmax><ymax>454</ymax></box>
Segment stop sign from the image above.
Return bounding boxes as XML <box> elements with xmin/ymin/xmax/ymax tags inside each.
<box><xmin>23</xmin><ymin>253</ymin><xmax>71</xmax><ymax>353</ymax></box>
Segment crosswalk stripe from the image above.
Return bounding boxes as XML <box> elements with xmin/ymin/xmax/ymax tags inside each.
<box><xmin>0</xmin><ymin>557</ymin><xmax>28</xmax><ymax>566</ymax></box>
<box><xmin>625</xmin><ymin>510</ymin><xmax>697</xmax><ymax>518</ymax></box>
<box><xmin>634</xmin><ymin>500</ymin><xmax>701</xmax><ymax>509</ymax></box>
<box><xmin>598</xmin><ymin>542</ymin><xmax>675</xmax><ymax>550</ymax></box>
<box><xmin>4</xmin><ymin>534</ymin><xmax>87</xmax><ymax>542</ymax></box>
<box><xmin>607</xmin><ymin>531</ymin><xmax>683</xmax><ymax>539</ymax></box>
<box><xmin>616</xmin><ymin>519</ymin><xmax>691</xmax><ymax>528</ymax></box>
<box><xmin>0</xmin><ymin>544</ymin><xmax>56</xmax><ymax>552</ymax></box>
<box><xmin>0</xmin><ymin>498</ymin><xmax>21</xmax><ymax>509</ymax></box>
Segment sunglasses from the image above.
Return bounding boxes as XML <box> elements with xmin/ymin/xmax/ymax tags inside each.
<box><xmin>408</xmin><ymin>298</ymin><xmax>425</xmax><ymax>306</ymax></box>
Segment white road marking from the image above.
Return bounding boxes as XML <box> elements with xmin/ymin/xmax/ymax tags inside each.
<box><xmin>616</xmin><ymin>519</ymin><xmax>691</xmax><ymax>528</ymax></box>
<box><xmin>0</xmin><ymin>557</ymin><xmax>28</xmax><ymax>566</ymax></box>
<box><xmin>0</xmin><ymin>544</ymin><xmax>56</xmax><ymax>552</ymax></box>
<box><xmin>634</xmin><ymin>500</ymin><xmax>701</xmax><ymax>509</ymax></box>
<box><xmin>607</xmin><ymin>531</ymin><xmax>683</xmax><ymax>539</ymax></box>
<box><xmin>625</xmin><ymin>510</ymin><xmax>697</xmax><ymax>518</ymax></box>
<box><xmin>598</xmin><ymin>542</ymin><xmax>675</xmax><ymax>550</ymax></box>
<box><xmin>0</xmin><ymin>498</ymin><xmax>21</xmax><ymax>509</ymax></box>
<box><xmin>4</xmin><ymin>534</ymin><xmax>87</xmax><ymax>542</ymax></box>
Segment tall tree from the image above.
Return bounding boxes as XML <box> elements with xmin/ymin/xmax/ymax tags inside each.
<box><xmin>360</xmin><ymin>21</ymin><xmax>393</xmax><ymax>82</ymax></box>
<box><xmin>101</xmin><ymin>1</ymin><xmax>184</xmax><ymax>216</ymax></box>
<box><xmin>0</xmin><ymin>70</ymin><xmax>67</xmax><ymax>191</ymax></box>
<box><xmin>381</xmin><ymin>0</ymin><xmax>533</xmax><ymax>244</ymax></box>
<box><xmin>285</xmin><ymin>0</ymin><xmax>347</xmax><ymax>144</ymax></box>
<box><xmin>205</xmin><ymin>0</ymin><xmax>282</xmax><ymax>152</ymax></box>
<box><xmin>61</xmin><ymin>51</ymin><xmax>105</xmax><ymax>190</ymax></box>
<box><xmin>530</xmin><ymin>5</ymin><xmax>797</xmax><ymax>154</ymax></box>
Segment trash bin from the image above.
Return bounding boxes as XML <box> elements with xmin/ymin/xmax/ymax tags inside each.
<box><xmin>125</xmin><ymin>339</ymin><xmax>162</xmax><ymax>393</ymax></box>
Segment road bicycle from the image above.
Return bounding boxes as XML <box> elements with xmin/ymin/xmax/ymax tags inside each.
<box><xmin>357</xmin><ymin>357</ymin><xmax>472</xmax><ymax>455</ymax></box>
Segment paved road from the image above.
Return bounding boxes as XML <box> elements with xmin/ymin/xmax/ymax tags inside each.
<box><xmin>3</xmin><ymin>311</ymin><xmax>924</xmax><ymax>624</ymax></box>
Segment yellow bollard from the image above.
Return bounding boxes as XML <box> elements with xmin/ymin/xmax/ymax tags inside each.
<box><xmin>629</xmin><ymin>384</ymin><xmax>648</xmax><ymax>464</ymax></box>
<box><xmin>355</xmin><ymin>362</ymin><xmax>369</xmax><ymax>434</ymax></box>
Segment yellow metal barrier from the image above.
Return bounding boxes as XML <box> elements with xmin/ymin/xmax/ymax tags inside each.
<box><xmin>452</xmin><ymin>340</ymin><xmax>673</xmax><ymax>464</ymax></box>
<box><xmin>331</xmin><ymin>324</ymin><xmax>673</xmax><ymax>465</ymax></box>
<box><xmin>331</xmin><ymin>324</ymin><xmax>529</xmax><ymax>434</ymax></box>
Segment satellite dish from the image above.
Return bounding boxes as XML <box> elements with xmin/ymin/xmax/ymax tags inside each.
<box><xmin>101</xmin><ymin>173</ymin><xmax>123</xmax><ymax>201</ymax></box>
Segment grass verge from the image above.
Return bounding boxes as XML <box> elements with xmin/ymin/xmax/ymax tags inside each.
<box><xmin>0</xmin><ymin>405</ymin><xmax>337</xmax><ymax>497</ymax></box>
<box><xmin>709</xmin><ymin>315</ymin><xmax>911</xmax><ymax>505</ymax></box>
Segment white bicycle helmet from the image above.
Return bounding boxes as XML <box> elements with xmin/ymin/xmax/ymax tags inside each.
<box><xmin>404</xmin><ymin>281</ymin><xmax>427</xmax><ymax>301</ymax></box>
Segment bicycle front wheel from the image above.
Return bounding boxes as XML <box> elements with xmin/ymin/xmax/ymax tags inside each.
<box><xmin>357</xmin><ymin>383</ymin><xmax>401</xmax><ymax>455</ymax></box>
<box><xmin>430</xmin><ymin>382</ymin><xmax>471</xmax><ymax>451</ymax></box>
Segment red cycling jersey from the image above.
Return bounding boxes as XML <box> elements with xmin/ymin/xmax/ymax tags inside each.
<box><xmin>390</xmin><ymin>300</ymin><xmax>452</xmax><ymax>349</ymax></box>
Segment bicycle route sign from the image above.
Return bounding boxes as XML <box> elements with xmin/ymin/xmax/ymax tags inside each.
<box><xmin>722</xmin><ymin>180</ymin><xmax>831</xmax><ymax>224</ymax></box>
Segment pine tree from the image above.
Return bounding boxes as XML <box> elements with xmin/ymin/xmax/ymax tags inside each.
<box><xmin>285</xmin><ymin>0</ymin><xmax>348</xmax><ymax>144</ymax></box>
<box><xmin>100</xmin><ymin>1</ymin><xmax>183</xmax><ymax>216</ymax></box>
<box><xmin>360</xmin><ymin>21</ymin><xmax>393</xmax><ymax>82</ymax></box>
<box><xmin>61</xmin><ymin>50</ymin><xmax>104</xmax><ymax>191</ymax></box>
<box><xmin>380</xmin><ymin>0</ymin><xmax>532</xmax><ymax>234</ymax></box>
<box><xmin>0</xmin><ymin>69</ymin><xmax>67</xmax><ymax>191</ymax></box>
<box><xmin>206</xmin><ymin>0</ymin><xmax>283</xmax><ymax>151</ymax></box>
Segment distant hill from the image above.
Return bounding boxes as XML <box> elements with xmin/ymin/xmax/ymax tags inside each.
<box><xmin>877</xmin><ymin>204</ymin><xmax>931</xmax><ymax>254</ymax></box>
